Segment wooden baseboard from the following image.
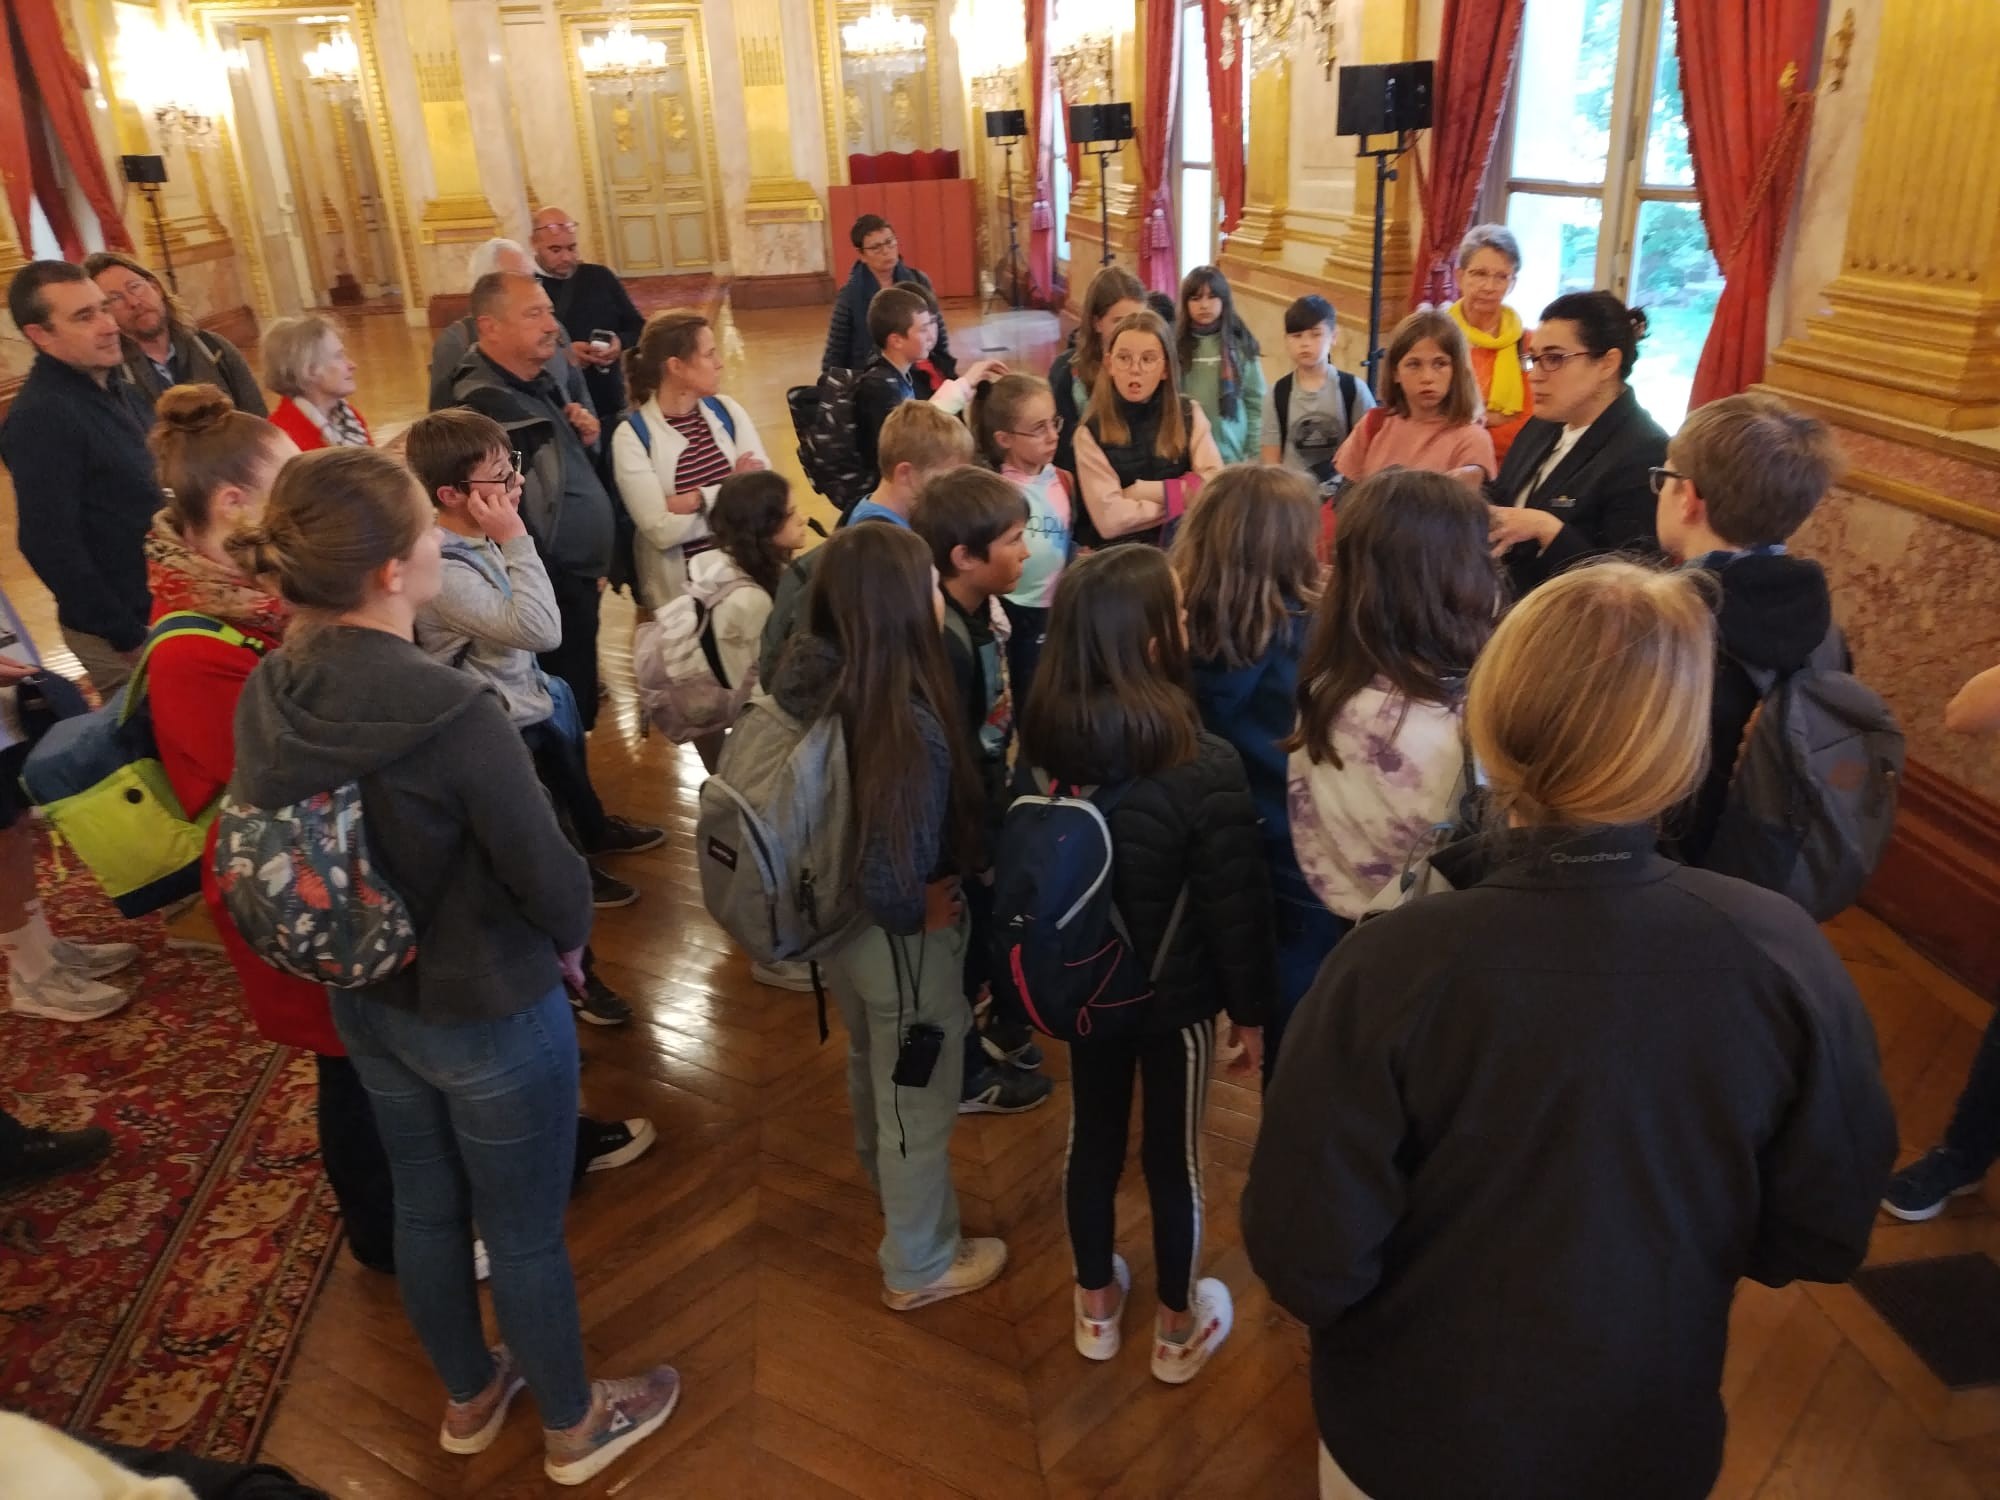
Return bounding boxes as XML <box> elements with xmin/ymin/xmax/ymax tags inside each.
<box><xmin>1861</xmin><ymin>758</ymin><xmax>2000</xmax><ymax>997</ymax></box>
<box><xmin>200</xmin><ymin>304</ymin><xmax>258</xmax><ymax>349</ymax></box>
<box><xmin>427</xmin><ymin>292</ymin><xmax>469</xmax><ymax>329</ymax></box>
<box><xmin>728</xmin><ymin>272</ymin><xmax>837</xmax><ymax>309</ymax></box>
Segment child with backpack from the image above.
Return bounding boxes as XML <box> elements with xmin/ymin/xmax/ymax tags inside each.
<box><xmin>407</xmin><ymin>408</ymin><xmax>665</xmax><ymax>1001</ymax></box>
<box><xmin>1176</xmin><ymin>266</ymin><xmax>1266</xmax><ymax>465</ymax></box>
<box><xmin>908</xmin><ymin>467</ymin><xmax>1051</xmax><ymax>1116</ymax></box>
<box><xmin>762</xmin><ymin>523</ymin><xmax>1007</xmax><ymax>1310</ymax></box>
<box><xmin>972</xmin><ymin>373</ymin><xmax>1071</xmax><ymax>700</ymax></box>
<box><xmin>221</xmin><ymin>445</ymin><xmax>680</xmax><ymax>1486</ymax></box>
<box><xmin>852</xmin><ymin>285</ymin><xmax>1005</xmax><ymax>484</ymax></box>
<box><xmin>1170</xmin><ymin>465</ymin><xmax>1325</xmax><ymax>1082</ymax></box>
<box><xmin>1334</xmin><ymin>309</ymin><xmax>1496</xmax><ymax>487</ymax></box>
<box><xmin>1012</xmin><ymin>545</ymin><xmax>1272</xmax><ymax>1384</ymax></box>
<box><xmin>1282</xmin><ymin>470</ymin><xmax>1499</xmax><ymax>1062</ymax></box>
<box><xmin>1654</xmin><ymin>392</ymin><xmax>1902</xmax><ymax>911</ymax></box>
<box><xmin>1260</xmin><ymin>294</ymin><xmax>1374</xmax><ymax>487</ymax></box>
<box><xmin>609</xmin><ymin>310</ymin><xmax>768</xmax><ymax>610</ymax></box>
<box><xmin>1073</xmin><ymin>310</ymin><xmax>1224</xmax><ymax>548</ymax></box>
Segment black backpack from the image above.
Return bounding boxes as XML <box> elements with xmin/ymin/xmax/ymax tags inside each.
<box><xmin>789</xmin><ymin>368</ymin><xmax>876</xmax><ymax>514</ymax></box>
<box><xmin>1274</xmin><ymin>368</ymin><xmax>1361</xmax><ymax>485</ymax></box>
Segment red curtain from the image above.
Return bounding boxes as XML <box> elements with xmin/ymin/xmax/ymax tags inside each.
<box><xmin>1202</xmin><ymin>0</ymin><xmax>1244</xmax><ymax>236</ymax></box>
<box><xmin>1025</xmin><ymin>0</ymin><xmax>1056</xmax><ymax>302</ymax></box>
<box><xmin>1</xmin><ymin>0</ymin><xmax>133</xmax><ymax>257</ymax></box>
<box><xmin>1409</xmin><ymin>0</ymin><xmax>1524</xmax><ymax>310</ymax></box>
<box><xmin>1678</xmin><ymin>3</ymin><xmax>1818</xmax><ymax>407</ymax></box>
<box><xmin>1135</xmin><ymin>0</ymin><xmax>1180</xmax><ymax>293</ymax></box>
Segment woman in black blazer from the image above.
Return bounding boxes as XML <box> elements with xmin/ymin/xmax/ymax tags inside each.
<box><xmin>1485</xmin><ymin>291</ymin><xmax>1668</xmax><ymax>597</ymax></box>
<box><xmin>1244</xmin><ymin>561</ymin><xmax>1895</xmax><ymax>1500</ymax></box>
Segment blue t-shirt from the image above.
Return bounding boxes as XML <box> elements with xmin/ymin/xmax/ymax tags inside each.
<box><xmin>846</xmin><ymin>498</ymin><xmax>912</xmax><ymax>529</ymax></box>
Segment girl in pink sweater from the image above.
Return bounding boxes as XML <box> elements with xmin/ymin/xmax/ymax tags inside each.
<box><xmin>1335</xmin><ymin>310</ymin><xmax>1496</xmax><ymax>489</ymax></box>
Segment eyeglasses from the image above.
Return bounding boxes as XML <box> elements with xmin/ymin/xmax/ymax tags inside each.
<box><xmin>1460</xmin><ymin>268</ymin><xmax>1515</xmax><ymax>286</ymax></box>
<box><xmin>538</xmin><ymin>220</ymin><xmax>579</xmax><ymax>233</ymax></box>
<box><xmin>1005</xmin><ymin>420</ymin><xmax>1061</xmax><ymax>439</ymax></box>
<box><xmin>862</xmin><ymin>236</ymin><xmax>899</xmax><ymax>253</ymax></box>
<box><xmin>1647</xmin><ymin>466</ymin><xmax>1686</xmax><ymax>495</ymax></box>
<box><xmin>1521</xmin><ymin>348</ymin><xmax>1586</xmax><ymax>372</ymax></box>
<box><xmin>1110</xmin><ymin>351</ymin><xmax>1166</xmax><ymax>373</ymax></box>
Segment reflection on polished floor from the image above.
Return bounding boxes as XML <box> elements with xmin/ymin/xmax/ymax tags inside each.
<box><xmin>3</xmin><ymin>301</ymin><xmax>1999</xmax><ymax>1496</ymax></box>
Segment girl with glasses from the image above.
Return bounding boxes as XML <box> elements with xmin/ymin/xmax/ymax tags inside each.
<box><xmin>972</xmin><ymin>373</ymin><xmax>1071</xmax><ymax>699</ymax></box>
<box><xmin>1073</xmin><ymin>311</ymin><xmax>1223</xmax><ymax>550</ymax></box>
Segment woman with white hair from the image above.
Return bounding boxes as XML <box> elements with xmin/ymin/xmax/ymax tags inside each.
<box><xmin>1446</xmin><ymin>223</ymin><xmax>1533</xmax><ymax>461</ymax></box>
<box><xmin>265</xmin><ymin>315</ymin><xmax>371</xmax><ymax>451</ymax></box>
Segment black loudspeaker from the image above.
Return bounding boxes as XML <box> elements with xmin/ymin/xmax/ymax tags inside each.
<box><xmin>120</xmin><ymin>153</ymin><xmax>167</xmax><ymax>185</ymax></box>
<box><xmin>1069</xmin><ymin>101</ymin><xmax>1134</xmax><ymax>146</ymax></box>
<box><xmin>1335</xmin><ymin>61</ymin><xmax>1435</xmax><ymax>137</ymax></box>
<box><xmin>984</xmin><ymin>108</ymin><xmax>1027</xmax><ymax>140</ymax></box>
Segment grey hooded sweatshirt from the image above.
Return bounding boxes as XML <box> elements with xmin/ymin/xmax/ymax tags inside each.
<box><xmin>230</xmin><ymin>624</ymin><xmax>592</xmax><ymax>1024</ymax></box>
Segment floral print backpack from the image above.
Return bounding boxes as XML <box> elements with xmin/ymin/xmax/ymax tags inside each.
<box><xmin>210</xmin><ymin>782</ymin><xmax>418</xmax><ymax>988</ymax></box>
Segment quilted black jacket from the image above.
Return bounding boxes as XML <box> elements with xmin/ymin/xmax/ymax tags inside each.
<box><xmin>1095</xmin><ymin>731</ymin><xmax>1277</xmax><ymax>1034</ymax></box>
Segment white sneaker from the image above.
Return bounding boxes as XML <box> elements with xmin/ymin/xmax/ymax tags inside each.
<box><xmin>9</xmin><ymin>965</ymin><xmax>130</xmax><ymax>1021</ymax></box>
<box><xmin>750</xmin><ymin>960</ymin><xmax>818</xmax><ymax>993</ymax></box>
<box><xmin>1151</xmin><ymin>1278</ymin><xmax>1234</xmax><ymax>1385</ymax></box>
<box><xmin>1074</xmin><ymin>1253</ymin><xmax>1131</xmax><ymax>1361</ymax></box>
<box><xmin>473</xmin><ymin>1239</ymin><xmax>491</xmax><ymax>1283</ymax></box>
<box><xmin>882</xmin><ymin>1236</ymin><xmax>1008</xmax><ymax>1311</ymax></box>
<box><xmin>48</xmin><ymin>938</ymin><xmax>141</xmax><ymax>980</ymax></box>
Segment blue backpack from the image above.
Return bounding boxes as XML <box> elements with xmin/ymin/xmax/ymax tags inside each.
<box><xmin>624</xmin><ymin>396</ymin><xmax>735</xmax><ymax>454</ymax></box>
<box><xmin>989</xmin><ymin>775</ymin><xmax>1188</xmax><ymax>1043</ymax></box>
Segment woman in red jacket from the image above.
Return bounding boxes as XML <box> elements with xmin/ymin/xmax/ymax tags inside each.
<box><xmin>261</xmin><ymin>315</ymin><xmax>372</xmax><ymax>452</ymax></box>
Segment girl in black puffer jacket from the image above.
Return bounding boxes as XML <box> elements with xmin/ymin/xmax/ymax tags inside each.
<box><xmin>1018</xmin><ymin>545</ymin><xmax>1275</xmax><ymax>1386</ymax></box>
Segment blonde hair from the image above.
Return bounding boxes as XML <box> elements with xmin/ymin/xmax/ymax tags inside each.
<box><xmin>227</xmin><ymin>447</ymin><xmax>427</xmax><ymax>616</ymax></box>
<box><xmin>261</xmin><ymin>315</ymin><xmax>341</xmax><ymax>398</ymax></box>
<box><xmin>876</xmin><ymin>399</ymin><xmax>975</xmax><ymax>478</ymax></box>
<box><xmin>1468</xmin><ymin>561</ymin><xmax>1715</xmax><ymax>828</ymax></box>
<box><xmin>1083</xmin><ymin>311</ymin><xmax>1188</xmax><ymax>460</ymax></box>
<box><xmin>1170</xmin><ymin>464</ymin><xmax>1321</xmax><ymax>668</ymax></box>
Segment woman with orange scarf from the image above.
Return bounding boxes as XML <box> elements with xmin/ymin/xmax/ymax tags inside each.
<box><xmin>1447</xmin><ymin>224</ymin><xmax>1534</xmax><ymax>462</ymax></box>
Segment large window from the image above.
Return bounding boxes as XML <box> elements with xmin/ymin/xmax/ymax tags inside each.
<box><xmin>1494</xmin><ymin>0</ymin><xmax>1717</xmax><ymax>424</ymax></box>
<box><xmin>1178</xmin><ymin>0</ymin><xmax>1216</xmax><ymax>273</ymax></box>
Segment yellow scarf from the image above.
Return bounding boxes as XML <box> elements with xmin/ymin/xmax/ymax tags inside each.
<box><xmin>1450</xmin><ymin>300</ymin><xmax>1525</xmax><ymax>419</ymax></box>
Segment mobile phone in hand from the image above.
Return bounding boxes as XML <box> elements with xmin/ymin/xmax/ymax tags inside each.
<box><xmin>590</xmin><ymin>328</ymin><xmax>615</xmax><ymax>351</ymax></box>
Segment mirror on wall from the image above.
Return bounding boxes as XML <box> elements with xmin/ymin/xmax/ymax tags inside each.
<box><xmin>831</xmin><ymin>0</ymin><xmax>941</xmax><ymax>158</ymax></box>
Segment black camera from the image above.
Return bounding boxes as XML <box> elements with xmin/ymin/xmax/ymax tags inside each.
<box><xmin>892</xmin><ymin>1023</ymin><xmax>946</xmax><ymax>1088</ymax></box>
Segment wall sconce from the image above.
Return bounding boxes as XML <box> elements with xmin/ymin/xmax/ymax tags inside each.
<box><xmin>116</xmin><ymin>16</ymin><xmax>223</xmax><ymax>147</ymax></box>
<box><xmin>1050</xmin><ymin>0</ymin><xmax>1112</xmax><ymax>99</ymax></box>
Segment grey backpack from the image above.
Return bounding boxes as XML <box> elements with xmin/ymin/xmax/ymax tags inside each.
<box><xmin>697</xmin><ymin>693</ymin><xmax>864</xmax><ymax>1031</ymax></box>
<box><xmin>1701</xmin><ymin>628</ymin><xmax>1904</xmax><ymax>921</ymax></box>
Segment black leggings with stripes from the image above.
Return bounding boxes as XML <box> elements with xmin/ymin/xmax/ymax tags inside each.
<box><xmin>1064</xmin><ymin>1017</ymin><xmax>1215</xmax><ymax>1314</ymax></box>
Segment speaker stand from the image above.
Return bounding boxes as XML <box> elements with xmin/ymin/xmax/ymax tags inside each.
<box><xmin>1085</xmin><ymin>142</ymin><xmax>1120</xmax><ymax>268</ymax></box>
<box><xmin>137</xmin><ymin>183</ymin><xmax>178</xmax><ymax>294</ymax></box>
<box><xmin>986</xmin><ymin>135</ymin><xmax>1026</xmax><ymax>315</ymax></box>
<box><xmin>1356</xmin><ymin>132</ymin><xmax>1416</xmax><ymax>391</ymax></box>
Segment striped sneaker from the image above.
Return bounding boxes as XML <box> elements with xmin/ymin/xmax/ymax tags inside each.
<box><xmin>1074</xmin><ymin>1253</ymin><xmax>1131</xmax><ymax>1361</ymax></box>
<box><xmin>543</xmin><ymin>1365</ymin><xmax>681</xmax><ymax>1486</ymax></box>
<box><xmin>1150</xmin><ymin>1278</ymin><xmax>1234</xmax><ymax>1385</ymax></box>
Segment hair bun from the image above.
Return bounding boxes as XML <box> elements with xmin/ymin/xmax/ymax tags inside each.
<box><xmin>156</xmin><ymin>382</ymin><xmax>238</xmax><ymax>435</ymax></box>
<box><xmin>1628</xmin><ymin>305</ymin><xmax>1651</xmax><ymax>341</ymax></box>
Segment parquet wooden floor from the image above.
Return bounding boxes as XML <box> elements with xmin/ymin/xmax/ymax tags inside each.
<box><xmin>5</xmin><ymin>300</ymin><xmax>1999</xmax><ymax>1498</ymax></box>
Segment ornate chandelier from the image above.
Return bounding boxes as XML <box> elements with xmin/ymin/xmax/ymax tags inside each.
<box><xmin>842</xmin><ymin>2</ymin><xmax>926</xmax><ymax>78</ymax></box>
<box><xmin>303</xmin><ymin>28</ymin><xmax>360</xmax><ymax>95</ymax></box>
<box><xmin>580</xmin><ymin>9</ymin><xmax>669</xmax><ymax>97</ymax></box>
<box><xmin>1224</xmin><ymin>0</ymin><xmax>1341</xmax><ymax>80</ymax></box>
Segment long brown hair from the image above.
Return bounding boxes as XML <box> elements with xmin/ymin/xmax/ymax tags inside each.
<box><xmin>149</xmin><ymin>384</ymin><xmax>286</xmax><ymax>537</ymax></box>
<box><xmin>1382</xmin><ymin>309</ymin><xmax>1481</xmax><ymax>424</ymax></box>
<box><xmin>1072</xmin><ymin>264</ymin><xmax>1147</xmax><ymax>393</ymax></box>
<box><xmin>624</xmin><ymin>309</ymin><xmax>709</xmax><ymax>408</ymax></box>
<box><xmin>1083</xmin><ymin>312</ymin><xmax>1188</xmax><ymax>460</ymax></box>
<box><xmin>708</xmin><ymin>470</ymin><xmax>794</xmax><ymax>595</ymax></box>
<box><xmin>1020</xmin><ymin>546</ymin><xmax>1201</xmax><ymax>785</ymax></box>
<box><xmin>805</xmin><ymin>525</ymin><xmax>981</xmax><ymax>882</ymax></box>
<box><xmin>1286</xmin><ymin>469</ymin><xmax>1499</xmax><ymax>769</ymax></box>
<box><xmin>1171</xmin><ymin>464</ymin><xmax>1321</xmax><ymax>668</ymax></box>
<box><xmin>1174</xmin><ymin>264</ymin><xmax>1260</xmax><ymax>421</ymax></box>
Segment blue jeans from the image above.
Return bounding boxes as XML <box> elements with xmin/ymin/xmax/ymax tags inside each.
<box><xmin>1267</xmin><ymin>892</ymin><xmax>1351</xmax><ymax>1086</ymax></box>
<box><xmin>330</xmin><ymin>986</ymin><xmax>590</xmax><ymax>1428</ymax></box>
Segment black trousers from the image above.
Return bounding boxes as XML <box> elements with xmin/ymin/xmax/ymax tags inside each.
<box><xmin>315</xmin><ymin>1053</ymin><xmax>397</xmax><ymax>1272</ymax></box>
<box><xmin>521</xmin><ymin>675</ymin><xmax>610</xmax><ymax>850</ymax></box>
<box><xmin>1946</xmin><ymin>1004</ymin><xmax>2000</xmax><ymax>1167</ymax></box>
<box><xmin>537</xmin><ymin>565</ymin><xmax>604</xmax><ymax>733</ymax></box>
<box><xmin>1065</xmin><ymin>1016</ymin><xmax>1215</xmax><ymax>1313</ymax></box>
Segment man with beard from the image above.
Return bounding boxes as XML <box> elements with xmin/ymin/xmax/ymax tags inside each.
<box><xmin>82</xmin><ymin>252</ymin><xmax>266</xmax><ymax>416</ymax></box>
<box><xmin>530</xmin><ymin>207</ymin><xmax>644</xmax><ymax>419</ymax></box>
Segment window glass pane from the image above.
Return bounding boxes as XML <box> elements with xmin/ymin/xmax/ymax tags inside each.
<box><xmin>1181</xmin><ymin>2</ymin><xmax>1212</xmax><ymax>169</ymax></box>
<box><xmin>1180</xmin><ymin>167</ymin><xmax>1214</xmax><ymax>276</ymax></box>
<box><xmin>1505</xmin><ymin>192</ymin><xmax>1602</xmax><ymax>320</ymax></box>
<box><xmin>1052</xmin><ymin>105</ymin><xmax>1070</xmax><ymax>261</ymax></box>
<box><xmin>1643</xmin><ymin>0</ymin><xmax>1693</xmax><ymax>188</ymax></box>
<box><xmin>1508</xmin><ymin>0</ymin><xmax>1624</xmax><ymax>185</ymax></box>
<box><xmin>1627</xmin><ymin>197</ymin><xmax>1719</xmax><ymax>426</ymax></box>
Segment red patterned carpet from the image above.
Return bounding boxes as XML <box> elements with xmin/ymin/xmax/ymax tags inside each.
<box><xmin>0</xmin><ymin>842</ymin><xmax>340</xmax><ymax>1461</ymax></box>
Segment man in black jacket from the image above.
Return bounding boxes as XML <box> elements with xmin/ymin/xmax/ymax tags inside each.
<box><xmin>83</xmin><ymin>251</ymin><xmax>266</xmax><ymax>417</ymax></box>
<box><xmin>1654</xmin><ymin>393</ymin><xmax>1843</xmax><ymax>863</ymax></box>
<box><xmin>450</xmin><ymin>271</ymin><xmax>615</xmax><ymax>728</ymax></box>
<box><xmin>0</xmin><ymin>261</ymin><xmax>159</xmax><ymax>695</ymax></box>
<box><xmin>530</xmin><ymin>207</ymin><xmax>644</xmax><ymax>419</ymax></box>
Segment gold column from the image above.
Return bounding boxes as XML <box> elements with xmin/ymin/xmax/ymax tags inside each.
<box><xmin>1319</xmin><ymin>0</ymin><xmax>1421</xmax><ymax>337</ymax></box>
<box><xmin>1228</xmin><ymin>59</ymin><xmax>1290</xmax><ymax>259</ymax></box>
<box><xmin>415</xmin><ymin>50</ymin><xmax>501</xmax><ymax>245</ymax></box>
<box><xmin>1763</xmin><ymin>0</ymin><xmax>2000</xmax><ymax>430</ymax></box>
<box><xmin>326</xmin><ymin>91</ymin><xmax>379</xmax><ymax>290</ymax></box>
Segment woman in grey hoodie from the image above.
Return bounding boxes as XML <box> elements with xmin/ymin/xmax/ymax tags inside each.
<box><xmin>225</xmin><ymin>447</ymin><xmax>677</xmax><ymax>1488</ymax></box>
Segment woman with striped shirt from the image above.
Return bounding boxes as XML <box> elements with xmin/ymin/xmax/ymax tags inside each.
<box><xmin>610</xmin><ymin>311</ymin><xmax>769</xmax><ymax>609</ymax></box>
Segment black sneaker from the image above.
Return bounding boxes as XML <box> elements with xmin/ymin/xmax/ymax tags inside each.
<box><xmin>588</xmin><ymin>815</ymin><xmax>666</xmax><ymax>857</ymax></box>
<box><xmin>0</xmin><ymin>1123</ymin><xmax>112</xmax><ymax>1191</ymax></box>
<box><xmin>591</xmin><ymin>864</ymin><xmax>639</xmax><ymax>909</ymax></box>
<box><xmin>981</xmin><ymin>1017</ymin><xmax>1045</xmax><ymax>1071</ymax></box>
<box><xmin>959</xmin><ymin>1060</ymin><xmax>1054</xmax><ymax>1115</ymax></box>
<box><xmin>580</xmin><ymin>1116</ymin><xmax>659</xmax><ymax>1173</ymax></box>
<box><xmin>571</xmin><ymin>971</ymin><xmax>633</xmax><ymax>1027</ymax></box>
<box><xmin>1882</xmin><ymin>1146</ymin><xmax>1988</xmax><ymax>1221</ymax></box>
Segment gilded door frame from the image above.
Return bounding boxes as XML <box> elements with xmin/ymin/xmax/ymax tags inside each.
<box><xmin>187</xmin><ymin>0</ymin><xmax>425</xmax><ymax>314</ymax></box>
<box><xmin>814</xmin><ymin>0</ymin><xmax>945</xmax><ymax>186</ymax></box>
<box><xmin>561</xmin><ymin>2</ymin><xmax>727</xmax><ymax>275</ymax></box>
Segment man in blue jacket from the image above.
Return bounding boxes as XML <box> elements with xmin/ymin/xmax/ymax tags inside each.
<box><xmin>822</xmin><ymin>215</ymin><xmax>957</xmax><ymax>379</ymax></box>
<box><xmin>0</xmin><ymin>261</ymin><xmax>159</xmax><ymax>696</ymax></box>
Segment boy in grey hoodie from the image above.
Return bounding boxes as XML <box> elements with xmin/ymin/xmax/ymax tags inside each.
<box><xmin>408</xmin><ymin>409</ymin><xmax>665</xmax><ymax>1024</ymax></box>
